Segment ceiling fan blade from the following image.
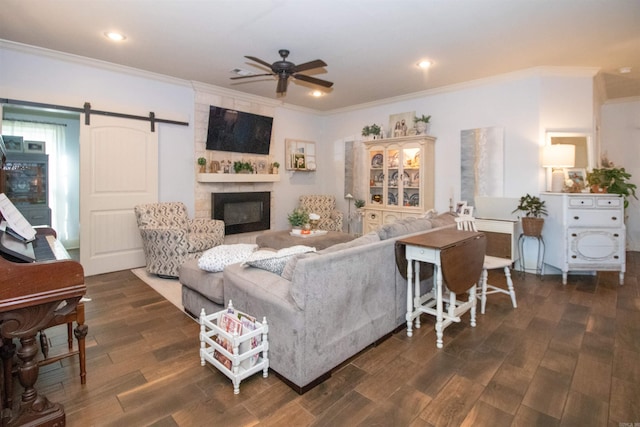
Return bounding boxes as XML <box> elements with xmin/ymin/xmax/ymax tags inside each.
<box><xmin>245</xmin><ymin>56</ymin><xmax>273</xmax><ymax>69</ymax></box>
<box><xmin>293</xmin><ymin>73</ymin><xmax>334</xmax><ymax>88</ymax></box>
<box><xmin>293</xmin><ymin>59</ymin><xmax>327</xmax><ymax>73</ymax></box>
<box><xmin>276</xmin><ymin>76</ymin><xmax>289</xmax><ymax>94</ymax></box>
<box><xmin>230</xmin><ymin>73</ymin><xmax>274</xmax><ymax>80</ymax></box>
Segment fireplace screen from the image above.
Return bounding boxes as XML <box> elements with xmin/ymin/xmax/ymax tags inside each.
<box><xmin>212</xmin><ymin>192</ymin><xmax>270</xmax><ymax>235</ymax></box>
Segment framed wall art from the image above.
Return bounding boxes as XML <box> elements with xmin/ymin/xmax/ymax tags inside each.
<box><xmin>2</xmin><ymin>135</ymin><xmax>24</xmax><ymax>153</ymax></box>
<box><xmin>24</xmin><ymin>140</ymin><xmax>46</xmax><ymax>154</ymax></box>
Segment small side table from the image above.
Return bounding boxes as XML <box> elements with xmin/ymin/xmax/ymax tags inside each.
<box><xmin>518</xmin><ymin>234</ymin><xmax>545</xmax><ymax>277</ymax></box>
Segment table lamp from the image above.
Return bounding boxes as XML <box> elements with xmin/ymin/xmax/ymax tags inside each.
<box><xmin>542</xmin><ymin>144</ymin><xmax>575</xmax><ymax>192</ymax></box>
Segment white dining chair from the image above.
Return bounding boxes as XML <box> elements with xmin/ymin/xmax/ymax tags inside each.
<box><xmin>455</xmin><ymin>214</ymin><xmax>517</xmax><ymax>314</ymax></box>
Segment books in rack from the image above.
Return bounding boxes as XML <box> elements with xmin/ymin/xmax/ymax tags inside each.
<box><xmin>213</xmin><ymin>308</ymin><xmax>262</xmax><ymax>371</ymax></box>
<box><xmin>213</xmin><ymin>310</ymin><xmax>243</xmax><ymax>370</ymax></box>
<box><xmin>238</xmin><ymin>312</ymin><xmax>261</xmax><ymax>369</ymax></box>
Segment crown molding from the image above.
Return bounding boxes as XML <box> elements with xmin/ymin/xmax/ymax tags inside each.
<box><xmin>1</xmin><ymin>39</ymin><xmax>192</xmax><ymax>88</ymax></box>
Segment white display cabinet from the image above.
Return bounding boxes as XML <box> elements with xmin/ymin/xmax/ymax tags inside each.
<box><xmin>363</xmin><ymin>135</ymin><xmax>436</xmax><ymax>232</ymax></box>
<box><xmin>199</xmin><ymin>302</ymin><xmax>269</xmax><ymax>394</ymax></box>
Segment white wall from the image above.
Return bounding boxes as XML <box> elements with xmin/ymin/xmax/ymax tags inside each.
<box><xmin>3</xmin><ymin>43</ymin><xmax>607</xmax><ymax>250</ymax></box>
<box><xmin>323</xmin><ymin>69</ymin><xmax>596</xmax><ymax>220</ymax></box>
<box><xmin>0</xmin><ymin>43</ymin><xmax>197</xmax><ymax>213</ymax></box>
<box><xmin>601</xmin><ymin>99</ymin><xmax>640</xmax><ymax>250</ymax></box>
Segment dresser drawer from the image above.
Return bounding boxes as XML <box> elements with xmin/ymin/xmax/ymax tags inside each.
<box><xmin>596</xmin><ymin>197</ymin><xmax>622</xmax><ymax>208</ymax></box>
<box><xmin>568</xmin><ymin>228</ymin><xmax>624</xmax><ymax>264</ymax></box>
<box><xmin>568</xmin><ymin>197</ymin><xmax>594</xmax><ymax>207</ymax></box>
<box><xmin>567</xmin><ymin>209</ymin><xmax>623</xmax><ymax>227</ymax></box>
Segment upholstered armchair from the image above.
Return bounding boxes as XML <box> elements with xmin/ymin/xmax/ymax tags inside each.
<box><xmin>134</xmin><ymin>202</ymin><xmax>225</xmax><ymax>278</ymax></box>
<box><xmin>298</xmin><ymin>195</ymin><xmax>343</xmax><ymax>232</ymax></box>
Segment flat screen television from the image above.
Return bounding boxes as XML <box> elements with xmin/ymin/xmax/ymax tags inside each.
<box><xmin>205</xmin><ymin>106</ymin><xmax>273</xmax><ymax>155</ymax></box>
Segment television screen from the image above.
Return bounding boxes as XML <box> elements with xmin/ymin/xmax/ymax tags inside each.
<box><xmin>205</xmin><ymin>106</ymin><xmax>273</xmax><ymax>155</ymax></box>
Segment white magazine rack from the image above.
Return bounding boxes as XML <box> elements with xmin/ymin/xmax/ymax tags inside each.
<box><xmin>199</xmin><ymin>301</ymin><xmax>269</xmax><ymax>394</ymax></box>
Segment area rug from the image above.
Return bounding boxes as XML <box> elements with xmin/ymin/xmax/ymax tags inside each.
<box><xmin>131</xmin><ymin>268</ymin><xmax>183</xmax><ymax>312</ymax></box>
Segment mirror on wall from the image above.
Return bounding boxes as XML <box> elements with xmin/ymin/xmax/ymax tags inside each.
<box><xmin>544</xmin><ymin>131</ymin><xmax>593</xmax><ymax>192</ymax></box>
<box><xmin>546</xmin><ymin>131</ymin><xmax>593</xmax><ymax>169</ymax></box>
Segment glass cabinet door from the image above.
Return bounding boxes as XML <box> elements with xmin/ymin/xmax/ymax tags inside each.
<box><xmin>2</xmin><ymin>155</ymin><xmax>48</xmax><ymax>206</ymax></box>
<box><xmin>369</xmin><ymin>149</ymin><xmax>384</xmax><ymax>205</ymax></box>
<box><xmin>386</xmin><ymin>148</ymin><xmax>400</xmax><ymax>207</ymax></box>
<box><xmin>401</xmin><ymin>146</ymin><xmax>421</xmax><ymax>207</ymax></box>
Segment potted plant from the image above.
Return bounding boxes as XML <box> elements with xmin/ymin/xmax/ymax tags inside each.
<box><xmin>354</xmin><ymin>199</ymin><xmax>366</xmax><ymax>217</ymax></box>
<box><xmin>197</xmin><ymin>157</ymin><xmax>207</xmax><ymax>173</ymax></box>
<box><xmin>287</xmin><ymin>208</ymin><xmax>309</xmax><ymax>229</ymax></box>
<box><xmin>512</xmin><ymin>194</ymin><xmax>548</xmax><ymax>236</ymax></box>
<box><xmin>362</xmin><ymin>124</ymin><xmax>382</xmax><ymax>140</ymax></box>
<box><xmin>413</xmin><ymin>114</ymin><xmax>431</xmax><ymax>135</ymax></box>
<box><xmin>233</xmin><ymin>161</ymin><xmax>254</xmax><ymax>174</ymax></box>
<box><xmin>272</xmin><ymin>161</ymin><xmax>280</xmax><ymax>174</ymax></box>
<box><xmin>587</xmin><ymin>167</ymin><xmax>637</xmax><ymax>208</ymax></box>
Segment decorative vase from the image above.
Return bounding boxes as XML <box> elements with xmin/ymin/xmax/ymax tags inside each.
<box><xmin>199</xmin><ymin>165</ymin><xmax>206</xmax><ymax>173</ymax></box>
<box><xmin>272</xmin><ymin>167</ymin><xmax>279</xmax><ymax>174</ymax></box>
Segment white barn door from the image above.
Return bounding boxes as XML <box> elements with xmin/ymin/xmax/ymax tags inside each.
<box><xmin>79</xmin><ymin>115</ymin><xmax>158</xmax><ymax>276</ymax></box>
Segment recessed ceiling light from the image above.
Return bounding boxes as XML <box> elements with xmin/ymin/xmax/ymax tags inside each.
<box><xmin>311</xmin><ymin>90</ymin><xmax>324</xmax><ymax>97</ymax></box>
<box><xmin>104</xmin><ymin>32</ymin><xmax>126</xmax><ymax>42</ymax></box>
<box><xmin>417</xmin><ymin>60</ymin><xmax>432</xmax><ymax>69</ymax></box>
<box><xmin>619</xmin><ymin>67</ymin><xmax>632</xmax><ymax>74</ymax></box>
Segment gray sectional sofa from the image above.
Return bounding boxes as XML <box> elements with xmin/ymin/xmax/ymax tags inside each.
<box><xmin>222</xmin><ymin>212</ymin><xmax>456</xmax><ymax>393</ymax></box>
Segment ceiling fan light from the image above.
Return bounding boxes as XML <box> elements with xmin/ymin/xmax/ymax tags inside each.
<box><xmin>417</xmin><ymin>60</ymin><xmax>432</xmax><ymax>69</ymax></box>
<box><xmin>104</xmin><ymin>32</ymin><xmax>126</xmax><ymax>42</ymax></box>
<box><xmin>311</xmin><ymin>90</ymin><xmax>323</xmax><ymax>97</ymax></box>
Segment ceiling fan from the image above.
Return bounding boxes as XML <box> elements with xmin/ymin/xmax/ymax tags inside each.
<box><xmin>231</xmin><ymin>49</ymin><xmax>333</xmax><ymax>95</ymax></box>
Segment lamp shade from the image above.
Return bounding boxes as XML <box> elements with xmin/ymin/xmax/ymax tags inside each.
<box><xmin>542</xmin><ymin>144</ymin><xmax>575</xmax><ymax>168</ymax></box>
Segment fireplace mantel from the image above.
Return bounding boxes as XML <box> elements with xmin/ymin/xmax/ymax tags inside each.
<box><xmin>197</xmin><ymin>173</ymin><xmax>281</xmax><ymax>183</ymax></box>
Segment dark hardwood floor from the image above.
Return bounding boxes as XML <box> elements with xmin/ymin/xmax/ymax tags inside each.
<box><xmin>27</xmin><ymin>252</ymin><xmax>640</xmax><ymax>426</ymax></box>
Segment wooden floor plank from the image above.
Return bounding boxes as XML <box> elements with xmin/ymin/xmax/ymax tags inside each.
<box><xmin>11</xmin><ymin>251</ymin><xmax>638</xmax><ymax>426</ymax></box>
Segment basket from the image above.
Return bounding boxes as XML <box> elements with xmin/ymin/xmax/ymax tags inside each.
<box><xmin>522</xmin><ymin>217</ymin><xmax>544</xmax><ymax>237</ymax></box>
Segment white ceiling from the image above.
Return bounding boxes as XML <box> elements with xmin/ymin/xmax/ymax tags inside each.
<box><xmin>1</xmin><ymin>0</ymin><xmax>639</xmax><ymax>111</ymax></box>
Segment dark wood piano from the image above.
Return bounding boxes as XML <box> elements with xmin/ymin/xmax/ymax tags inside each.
<box><xmin>0</xmin><ymin>229</ymin><xmax>86</xmax><ymax>427</ymax></box>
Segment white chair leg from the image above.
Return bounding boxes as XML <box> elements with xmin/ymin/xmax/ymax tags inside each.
<box><xmin>469</xmin><ymin>284</ymin><xmax>476</xmax><ymax>327</ymax></box>
<box><xmin>480</xmin><ymin>268</ymin><xmax>488</xmax><ymax>314</ymax></box>
<box><xmin>504</xmin><ymin>266</ymin><xmax>517</xmax><ymax>308</ymax></box>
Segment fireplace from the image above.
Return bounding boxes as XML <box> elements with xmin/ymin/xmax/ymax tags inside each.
<box><xmin>212</xmin><ymin>192</ymin><xmax>270</xmax><ymax>235</ymax></box>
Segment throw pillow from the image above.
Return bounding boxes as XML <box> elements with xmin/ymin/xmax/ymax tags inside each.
<box><xmin>243</xmin><ymin>245</ymin><xmax>316</xmax><ymax>275</ymax></box>
<box><xmin>198</xmin><ymin>243</ymin><xmax>258</xmax><ymax>272</ymax></box>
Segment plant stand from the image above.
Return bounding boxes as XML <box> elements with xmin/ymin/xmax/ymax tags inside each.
<box><xmin>518</xmin><ymin>234</ymin><xmax>545</xmax><ymax>278</ymax></box>
<box><xmin>199</xmin><ymin>301</ymin><xmax>269</xmax><ymax>394</ymax></box>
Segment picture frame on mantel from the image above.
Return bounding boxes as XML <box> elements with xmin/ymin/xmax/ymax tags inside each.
<box><xmin>388</xmin><ymin>111</ymin><xmax>415</xmax><ymax>138</ymax></box>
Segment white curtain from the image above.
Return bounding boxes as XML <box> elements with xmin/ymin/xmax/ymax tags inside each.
<box><xmin>2</xmin><ymin>120</ymin><xmax>78</xmax><ymax>248</ymax></box>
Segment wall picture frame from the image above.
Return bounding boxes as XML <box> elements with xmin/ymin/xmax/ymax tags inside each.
<box><xmin>24</xmin><ymin>140</ymin><xmax>46</xmax><ymax>154</ymax></box>
<box><xmin>388</xmin><ymin>111</ymin><xmax>415</xmax><ymax>138</ymax></box>
<box><xmin>3</xmin><ymin>135</ymin><xmax>24</xmax><ymax>153</ymax></box>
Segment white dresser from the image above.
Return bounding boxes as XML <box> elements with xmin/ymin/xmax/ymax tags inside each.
<box><xmin>540</xmin><ymin>192</ymin><xmax>625</xmax><ymax>285</ymax></box>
